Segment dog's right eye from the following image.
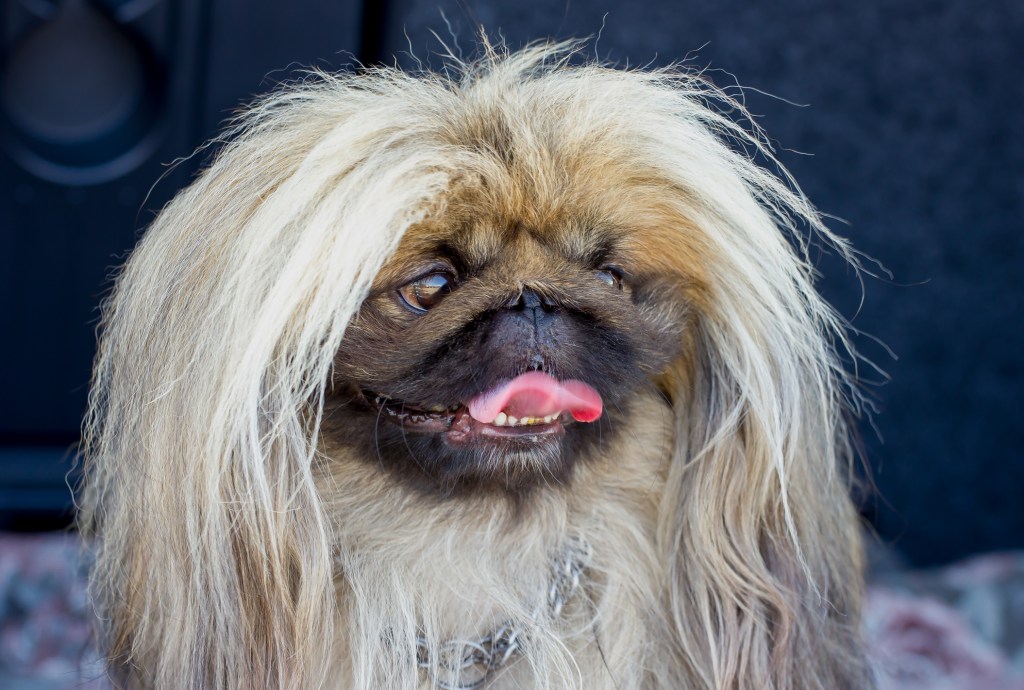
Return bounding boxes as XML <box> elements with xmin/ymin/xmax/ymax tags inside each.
<box><xmin>398</xmin><ymin>272</ymin><xmax>454</xmax><ymax>313</ymax></box>
<box><xmin>594</xmin><ymin>265</ymin><xmax>625</xmax><ymax>290</ymax></box>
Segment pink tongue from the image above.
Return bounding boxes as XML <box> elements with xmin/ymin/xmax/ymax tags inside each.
<box><xmin>467</xmin><ymin>371</ymin><xmax>603</xmax><ymax>424</ymax></box>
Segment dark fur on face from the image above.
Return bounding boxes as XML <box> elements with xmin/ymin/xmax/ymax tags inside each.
<box><xmin>326</xmin><ymin>183</ymin><xmax>692</xmax><ymax>495</ymax></box>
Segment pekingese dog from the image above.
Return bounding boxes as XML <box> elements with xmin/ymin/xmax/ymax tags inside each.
<box><xmin>80</xmin><ymin>43</ymin><xmax>874</xmax><ymax>690</ymax></box>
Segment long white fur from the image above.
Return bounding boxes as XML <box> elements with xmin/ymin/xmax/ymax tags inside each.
<box><xmin>81</xmin><ymin>43</ymin><xmax>872</xmax><ymax>689</ymax></box>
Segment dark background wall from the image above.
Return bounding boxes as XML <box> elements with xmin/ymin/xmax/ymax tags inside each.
<box><xmin>1</xmin><ymin>0</ymin><xmax>1020</xmax><ymax>567</ymax></box>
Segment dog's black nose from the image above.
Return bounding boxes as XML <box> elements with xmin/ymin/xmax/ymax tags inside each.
<box><xmin>490</xmin><ymin>287</ymin><xmax>561</xmax><ymax>350</ymax></box>
<box><xmin>508</xmin><ymin>287</ymin><xmax>557</xmax><ymax>313</ymax></box>
<box><xmin>508</xmin><ymin>287</ymin><xmax>559</xmax><ymax>335</ymax></box>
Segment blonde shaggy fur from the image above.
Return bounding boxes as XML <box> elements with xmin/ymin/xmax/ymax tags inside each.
<box><xmin>80</xmin><ymin>43</ymin><xmax>874</xmax><ymax>689</ymax></box>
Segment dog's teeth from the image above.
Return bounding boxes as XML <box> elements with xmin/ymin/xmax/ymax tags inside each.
<box><xmin>491</xmin><ymin>412</ymin><xmax>558</xmax><ymax>427</ymax></box>
<box><xmin>427</xmin><ymin>405</ymin><xmax>446</xmax><ymax>413</ymax></box>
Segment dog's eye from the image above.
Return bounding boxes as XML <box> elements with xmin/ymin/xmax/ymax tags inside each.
<box><xmin>595</xmin><ymin>266</ymin><xmax>624</xmax><ymax>290</ymax></box>
<box><xmin>398</xmin><ymin>272</ymin><xmax>454</xmax><ymax>313</ymax></box>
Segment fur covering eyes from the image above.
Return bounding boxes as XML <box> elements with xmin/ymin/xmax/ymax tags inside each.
<box><xmin>80</xmin><ymin>41</ymin><xmax>874</xmax><ymax>690</ymax></box>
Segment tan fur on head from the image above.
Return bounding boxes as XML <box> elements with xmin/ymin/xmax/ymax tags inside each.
<box><xmin>80</xmin><ymin>41</ymin><xmax>874</xmax><ymax>689</ymax></box>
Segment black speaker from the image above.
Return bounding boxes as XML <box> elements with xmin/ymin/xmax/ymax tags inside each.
<box><xmin>0</xmin><ymin>0</ymin><xmax>361</xmax><ymax>526</ymax></box>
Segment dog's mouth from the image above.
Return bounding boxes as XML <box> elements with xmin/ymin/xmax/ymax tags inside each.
<box><xmin>363</xmin><ymin>372</ymin><xmax>603</xmax><ymax>447</ymax></box>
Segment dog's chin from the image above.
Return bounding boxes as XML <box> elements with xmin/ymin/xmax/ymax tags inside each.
<box><xmin>324</xmin><ymin>387</ymin><xmax>610</xmax><ymax>496</ymax></box>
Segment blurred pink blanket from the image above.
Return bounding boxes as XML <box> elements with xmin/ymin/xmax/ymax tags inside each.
<box><xmin>868</xmin><ymin>552</ymin><xmax>1024</xmax><ymax>689</ymax></box>
<box><xmin>868</xmin><ymin>588</ymin><xmax>1024</xmax><ymax>690</ymax></box>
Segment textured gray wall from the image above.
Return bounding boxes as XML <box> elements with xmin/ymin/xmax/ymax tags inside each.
<box><xmin>381</xmin><ymin>0</ymin><xmax>1024</xmax><ymax>566</ymax></box>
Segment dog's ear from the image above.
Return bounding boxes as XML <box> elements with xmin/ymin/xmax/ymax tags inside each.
<box><xmin>643</xmin><ymin>92</ymin><xmax>874</xmax><ymax>688</ymax></box>
<box><xmin>78</xmin><ymin>76</ymin><xmax>453</xmax><ymax>688</ymax></box>
<box><xmin>660</xmin><ymin>311</ymin><xmax>869</xmax><ymax>689</ymax></box>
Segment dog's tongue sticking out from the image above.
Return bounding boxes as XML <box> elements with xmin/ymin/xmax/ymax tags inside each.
<box><xmin>467</xmin><ymin>371</ymin><xmax>603</xmax><ymax>424</ymax></box>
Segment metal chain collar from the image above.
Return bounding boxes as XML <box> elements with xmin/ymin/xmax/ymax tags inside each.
<box><xmin>414</xmin><ymin>540</ymin><xmax>591</xmax><ymax>690</ymax></box>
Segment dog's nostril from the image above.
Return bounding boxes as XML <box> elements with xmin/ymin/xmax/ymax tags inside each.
<box><xmin>509</xmin><ymin>287</ymin><xmax>558</xmax><ymax>312</ymax></box>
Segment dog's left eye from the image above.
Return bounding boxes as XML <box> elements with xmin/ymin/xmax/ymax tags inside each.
<box><xmin>398</xmin><ymin>272</ymin><xmax>454</xmax><ymax>313</ymax></box>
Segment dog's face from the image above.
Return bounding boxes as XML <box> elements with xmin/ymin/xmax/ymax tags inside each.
<box><xmin>326</xmin><ymin>171</ymin><xmax>704</xmax><ymax>494</ymax></box>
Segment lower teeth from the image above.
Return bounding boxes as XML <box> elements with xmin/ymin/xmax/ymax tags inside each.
<box><xmin>492</xmin><ymin>413</ymin><xmax>559</xmax><ymax>427</ymax></box>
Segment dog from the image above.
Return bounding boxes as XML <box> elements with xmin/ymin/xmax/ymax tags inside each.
<box><xmin>80</xmin><ymin>43</ymin><xmax>874</xmax><ymax>690</ymax></box>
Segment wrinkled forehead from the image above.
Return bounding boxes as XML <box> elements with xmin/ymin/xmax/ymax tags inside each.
<box><xmin>393</xmin><ymin>206</ymin><xmax>622</xmax><ymax>275</ymax></box>
<box><xmin>377</xmin><ymin>154</ymin><xmax>706</xmax><ymax>283</ymax></box>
